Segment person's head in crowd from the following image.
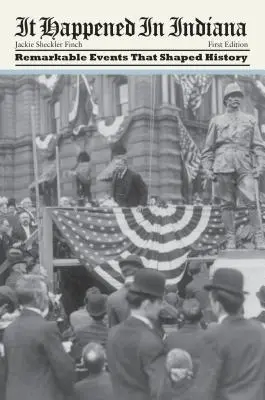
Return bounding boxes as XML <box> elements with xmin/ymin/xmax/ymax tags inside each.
<box><xmin>0</xmin><ymin>286</ymin><xmax>18</xmax><ymax>318</ymax></box>
<box><xmin>7</xmin><ymin>248</ymin><xmax>27</xmax><ymax>274</ymax></box>
<box><xmin>70</xmin><ymin>198</ymin><xmax>77</xmax><ymax>207</ymax></box>
<box><xmin>85</xmin><ymin>291</ymin><xmax>107</xmax><ymax>321</ymax></box>
<box><xmin>20</xmin><ymin>197</ymin><xmax>33</xmax><ymax>210</ymax></box>
<box><xmin>18</xmin><ymin>211</ymin><xmax>31</xmax><ymax>227</ymax></box>
<box><xmin>188</xmin><ymin>261</ymin><xmax>202</xmax><ymax>277</ymax></box>
<box><xmin>256</xmin><ymin>285</ymin><xmax>265</xmax><ymax>309</ymax></box>
<box><xmin>149</xmin><ymin>197</ymin><xmax>157</xmax><ymax>206</ymax></box>
<box><xmin>181</xmin><ymin>298</ymin><xmax>203</xmax><ymax>324</ymax></box>
<box><xmin>84</xmin><ymin>286</ymin><xmax>100</xmax><ymax>305</ymax></box>
<box><xmin>165</xmin><ymin>292</ymin><xmax>181</xmax><ymax>309</ymax></box>
<box><xmin>82</xmin><ymin>342</ymin><xmax>106</xmax><ymax>374</ymax></box>
<box><xmin>204</xmin><ymin>268</ymin><xmax>246</xmax><ymax>318</ymax></box>
<box><xmin>126</xmin><ymin>269</ymin><xmax>165</xmax><ymax>322</ymax></box>
<box><xmin>7</xmin><ymin>198</ymin><xmax>17</xmax><ymax>215</ymax></box>
<box><xmin>15</xmin><ymin>274</ymin><xmax>49</xmax><ymax>316</ymax></box>
<box><xmin>11</xmin><ymin>262</ymin><xmax>27</xmax><ymax>275</ymax></box>
<box><xmin>30</xmin><ymin>264</ymin><xmax>48</xmax><ymax>280</ymax></box>
<box><xmin>24</xmin><ymin>254</ymin><xmax>38</xmax><ymax>273</ymax></box>
<box><xmin>119</xmin><ymin>255</ymin><xmax>144</xmax><ymax>287</ymax></box>
<box><xmin>59</xmin><ymin>196</ymin><xmax>71</xmax><ymax>207</ymax></box>
<box><xmin>166</xmin><ymin>348</ymin><xmax>193</xmax><ymax>385</ymax></box>
<box><xmin>0</xmin><ymin>217</ymin><xmax>11</xmax><ymax>236</ymax></box>
<box><xmin>0</xmin><ymin>197</ymin><xmax>8</xmax><ymax>214</ymax></box>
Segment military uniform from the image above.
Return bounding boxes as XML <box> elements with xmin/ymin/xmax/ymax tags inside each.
<box><xmin>202</xmin><ymin>83</ymin><xmax>265</xmax><ymax>249</ymax></box>
<box><xmin>202</xmin><ymin>110</ymin><xmax>265</xmax><ymax>207</ymax></box>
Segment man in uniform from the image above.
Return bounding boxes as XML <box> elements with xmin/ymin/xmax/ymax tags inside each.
<box><xmin>202</xmin><ymin>82</ymin><xmax>265</xmax><ymax>249</ymax></box>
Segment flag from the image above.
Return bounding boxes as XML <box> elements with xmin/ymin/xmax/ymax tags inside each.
<box><xmin>178</xmin><ymin>117</ymin><xmax>201</xmax><ymax>182</ymax></box>
<box><xmin>50</xmin><ymin>205</ymin><xmax>265</xmax><ymax>290</ymax></box>
<box><xmin>80</xmin><ymin>75</ymin><xmax>99</xmax><ymax>118</ymax></box>
<box><xmin>174</xmin><ymin>75</ymin><xmax>212</xmax><ymax>115</ymax></box>
<box><xmin>97</xmin><ymin>115</ymin><xmax>128</xmax><ymax>143</ymax></box>
<box><xmin>51</xmin><ymin>205</ymin><xmax>214</xmax><ymax>289</ymax></box>
<box><xmin>37</xmin><ymin>75</ymin><xmax>60</xmax><ymax>92</ymax></box>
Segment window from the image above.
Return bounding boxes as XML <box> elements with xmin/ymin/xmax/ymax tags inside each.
<box><xmin>51</xmin><ymin>100</ymin><xmax>61</xmax><ymax>133</ymax></box>
<box><xmin>175</xmin><ymin>82</ymin><xmax>184</xmax><ymax>109</ymax></box>
<box><xmin>115</xmin><ymin>78</ymin><xmax>128</xmax><ymax>116</ymax></box>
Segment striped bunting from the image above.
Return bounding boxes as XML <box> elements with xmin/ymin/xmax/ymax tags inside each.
<box><xmin>51</xmin><ymin>205</ymin><xmax>265</xmax><ymax>289</ymax></box>
<box><xmin>51</xmin><ymin>206</ymin><xmax>214</xmax><ymax>289</ymax></box>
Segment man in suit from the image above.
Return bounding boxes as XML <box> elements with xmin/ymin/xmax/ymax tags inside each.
<box><xmin>191</xmin><ymin>268</ymin><xmax>265</xmax><ymax>400</ymax></box>
<box><xmin>11</xmin><ymin>211</ymin><xmax>36</xmax><ymax>244</ymax></box>
<box><xmin>3</xmin><ymin>274</ymin><xmax>75</xmax><ymax>400</ymax></box>
<box><xmin>71</xmin><ymin>291</ymin><xmax>108</xmax><ymax>362</ymax></box>
<box><xmin>111</xmin><ymin>145</ymin><xmax>148</xmax><ymax>207</ymax></box>
<box><xmin>185</xmin><ymin>261</ymin><xmax>215</xmax><ymax>324</ymax></box>
<box><xmin>107</xmin><ymin>269</ymin><xmax>167</xmax><ymax>400</ymax></box>
<box><xmin>166</xmin><ymin>298</ymin><xmax>204</xmax><ymax>363</ymax></box>
<box><xmin>107</xmin><ymin>255</ymin><xmax>144</xmax><ymax>327</ymax></box>
<box><xmin>74</xmin><ymin>342</ymin><xmax>113</xmax><ymax>400</ymax></box>
<box><xmin>0</xmin><ymin>218</ymin><xmax>13</xmax><ymax>267</ymax></box>
<box><xmin>255</xmin><ymin>285</ymin><xmax>265</xmax><ymax>323</ymax></box>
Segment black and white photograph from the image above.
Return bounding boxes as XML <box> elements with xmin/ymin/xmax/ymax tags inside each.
<box><xmin>1</xmin><ymin>73</ymin><xmax>265</xmax><ymax>399</ymax></box>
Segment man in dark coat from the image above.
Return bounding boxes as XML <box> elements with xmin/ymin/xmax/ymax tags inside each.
<box><xmin>3</xmin><ymin>274</ymin><xmax>75</xmax><ymax>400</ymax></box>
<box><xmin>107</xmin><ymin>269</ymin><xmax>167</xmax><ymax>400</ymax></box>
<box><xmin>71</xmin><ymin>292</ymin><xmax>108</xmax><ymax>362</ymax></box>
<box><xmin>74</xmin><ymin>342</ymin><xmax>113</xmax><ymax>400</ymax></box>
<box><xmin>4</xmin><ymin>248</ymin><xmax>28</xmax><ymax>290</ymax></box>
<box><xmin>0</xmin><ymin>218</ymin><xmax>13</xmax><ymax>284</ymax></box>
<box><xmin>111</xmin><ymin>145</ymin><xmax>148</xmax><ymax>207</ymax></box>
<box><xmin>166</xmin><ymin>298</ymin><xmax>205</xmax><ymax>366</ymax></box>
<box><xmin>107</xmin><ymin>255</ymin><xmax>144</xmax><ymax>327</ymax></box>
<box><xmin>185</xmin><ymin>261</ymin><xmax>215</xmax><ymax>324</ymax></box>
<box><xmin>192</xmin><ymin>268</ymin><xmax>265</xmax><ymax>400</ymax></box>
<box><xmin>11</xmin><ymin>211</ymin><xmax>36</xmax><ymax>244</ymax></box>
<box><xmin>255</xmin><ymin>285</ymin><xmax>265</xmax><ymax>323</ymax></box>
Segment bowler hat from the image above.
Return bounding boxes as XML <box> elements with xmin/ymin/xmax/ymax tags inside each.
<box><xmin>204</xmin><ymin>268</ymin><xmax>247</xmax><ymax>296</ymax></box>
<box><xmin>86</xmin><ymin>292</ymin><xmax>107</xmax><ymax>317</ymax></box>
<box><xmin>119</xmin><ymin>255</ymin><xmax>144</xmax><ymax>278</ymax></box>
<box><xmin>130</xmin><ymin>269</ymin><xmax>165</xmax><ymax>298</ymax></box>
<box><xmin>256</xmin><ymin>286</ymin><xmax>265</xmax><ymax>304</ymax></box>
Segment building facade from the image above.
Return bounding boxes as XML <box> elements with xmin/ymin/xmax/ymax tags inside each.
<box><xmin>0</xmin><ymin>74</ymin><xmax>263</xmax><ymax>203</ymax></box>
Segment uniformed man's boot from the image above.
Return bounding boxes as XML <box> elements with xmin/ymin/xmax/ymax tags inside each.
<box><xmin>222</xmin><ymin>209</ymin><xmax>236</xmax><ymax>250</ymax></box>
<box><xmin>248</xmin><ymin>208</ymin><xmax>265</xmax><ymax>250</ymax></box>
<box><xmin>254</xmin><ymin>231</ymin><xmax>265</xmax><ymax>250</ymax></box>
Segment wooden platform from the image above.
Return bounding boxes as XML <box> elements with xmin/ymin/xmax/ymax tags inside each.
<box><xmin>52</xmin><ymin>255</ymin><xmax>219</xmax><ymax>269</ymax></box>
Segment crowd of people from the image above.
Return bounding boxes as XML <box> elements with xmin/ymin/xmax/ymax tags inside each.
<box><xmin>1</xmin><ymin>250</ymin><xmax>265</xmax><ymax>400</ymax></box>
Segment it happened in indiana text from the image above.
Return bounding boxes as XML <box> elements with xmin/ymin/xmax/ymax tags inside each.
<box><xmin>15</xmin><ymin>17</ymin><xmax>247</xmax><ymax>40</ymax></box>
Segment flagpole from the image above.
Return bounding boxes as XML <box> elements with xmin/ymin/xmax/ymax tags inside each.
<box><xmin>30</xmin><ymin>106</ymin><xmax>43</xmax><ymax>264</ymax></box>
<box><xmin>55</xmin><ymin>143</ymin><xmax>61</xmax><ymax>205</ymax></box>
<box><xmin>148</xmin><ymin>75</ymin><xmax>156</xmax><ymax>203</ymax></box>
